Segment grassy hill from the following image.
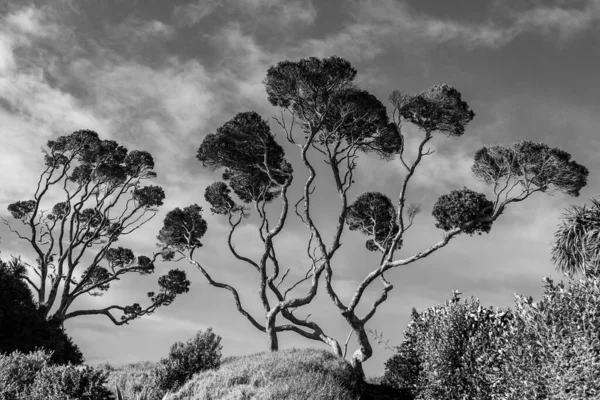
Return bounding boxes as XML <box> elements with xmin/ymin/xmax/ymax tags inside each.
<box><xmin>103</xmin><ymin>348</ymin><xmax>402</xmax><ymax>400</ymax></box>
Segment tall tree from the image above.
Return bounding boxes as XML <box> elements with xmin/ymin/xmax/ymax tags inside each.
<box><xmin>552</xmin><ymin>196</ymin><xmax>600</xmax><ymax>277</ymax></box>
<box><xmin>160</xmin><ymin>55</ymin><xmax>588</xmax><ymax>377</ymax></box>
<box><xmin>4</xmin><ymin>130</ymin><xmax>190</xmax><ymax>326</ymax></box>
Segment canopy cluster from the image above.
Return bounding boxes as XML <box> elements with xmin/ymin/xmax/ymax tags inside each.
<box><xmin>197</xmin><ymin>111</ymin><xmax>292</xmax><ymax>205</ymax></box>
<box><xmin>346</xmin><ymin>192</ymin><xmax>401</xmax><ymax>252</ymax></box>
<box><xmin>390</xmin><ymin>84</ymin><xmax>475</xmax><ymax>136</ymax></box>
<box><xmin>472</xmin><ymin>140</ymin><xmax>588</xmax><ymax>197</ymax></box>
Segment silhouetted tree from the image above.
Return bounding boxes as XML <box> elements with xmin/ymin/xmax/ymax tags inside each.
<box><xmin>160</xmin><ymin>55</ymin><xmax>588</xmax><ymax>378</ymax></box>
<box><xmin>3</xmin><ymin>130</ymin><xmax>190</xmax><ymax>326</ymax></box>
<box><xmin>0</xmin><ymin>255</ymin><xmax>84</xmax><ymax>364</ymax></box>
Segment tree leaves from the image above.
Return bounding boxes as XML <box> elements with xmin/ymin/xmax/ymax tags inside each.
<box><xmin>7</xmin><ymin>200</ymin><xmax>36</xmax><ymax>220</ymax></box>
<box><xmin>552</xmin><ymin>197</ymin><xmax>600</xmax><ymax>277</ymax></box>
<box><xmin>390</xmin><ymin>84</ymin><xmax>475</xmax><ymax>136</ymax></box>
<box><xmin>204</xmin><ymin>182</ymin><xmax>238</xmax><ymax>215</ymax></box>
<box><xmin>472</xmin><ymin>140</ymin><xmax>589</xmax><ymax>197</ymax></box>
<box><xmin>265</xmin><ymin>55</ymin><xmax>357</xmax><ymax>114</ymax></box>
<box><xmin>432</xmin><ymin>188</ymin><xmax>494</xmax><ymax>235</ymax></box>
<box><xmin>197</xmin><ymin>111</ymin><xmax>291</xmax><ymax>204</ymax></box>
<box><xmin>346</xmin><ymin>192</ymin><xmax>401</xmax><ymax>252</ymax></box>
<box><xmin>319</xmin><ymin>89</ymin><xmax>402</xmax><ymax>159</ymax></box>
<box><xmin>106</xmin><ymin>247</ymin><xmax>135</xmax><ymax>269</ymax></box>
<box><xmin>133</xmin><ymin>185</ymin><xmax>165</xmax><ymax>208</ymax></box>
<box><xmin>158</xmin><ymin>205</ymin><xmax>208</xmax><ymax>250</ymax></box>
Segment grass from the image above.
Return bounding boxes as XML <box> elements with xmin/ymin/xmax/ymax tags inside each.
<box><xmin>99</xmin><ymin>348</ymin><xmax>402</xmax><ymax>400</ymax></box>
<box><xmin>99</xmin><ymin>360</ymin><xmax>166</xmax><ymax>400</ymax></box>
<box><xmin>163</xmin><ymin>348</ymin><xmax>363</xmax><ymax>400</ymax></box>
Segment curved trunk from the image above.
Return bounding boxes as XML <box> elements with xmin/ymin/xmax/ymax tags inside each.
<box><xmin>266</xmin><ymin>315</ymin><xmax>279</xmax><ymax>351</ymax></box>
<box><xmin>345</xmin><ymin>317</ymin><xmax>372</xmax><ymax>381</ymax></box>
<box><xmin>349</xmin><ymin>330</ymin><xmax>372</xmax><ymax>380</ymax></box>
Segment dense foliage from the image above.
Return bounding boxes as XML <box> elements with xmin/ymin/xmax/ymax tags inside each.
<box><xmin>155</xmin><ymin>328</ymin><xmax>223</xmax><ymax>394</ymax></box>
<box><xmin>432</xmin><ymin>188</ymin><xmax>494</xmax><ymax>235</ymax></box>
<box><xmin>552</xmin><ymin>196</ymin><xmax>600</xmax><ymax>277</ymax></box>
<box><xmin>0</xmin><ymin>350</ymin><xmax>111</xmax><ymax>400</ymax></box>
<box><xmin>197</xmin><ymin>111</ymin><xmax>291</xmax><ymax>204</ymax></box>
<box><xmin>346</xmin><ymin>192</ymin><xmax>401</xmax><ymax>252</ymax></box>
<box><xmin>384</xmin><ymin>276</ymin><xmax>600</xmax><ymax>400</ymax></box>
<box><xmin>0</xmin><ymin>257</ymin><xmax>83</xmax><ymax>365</ymax></box>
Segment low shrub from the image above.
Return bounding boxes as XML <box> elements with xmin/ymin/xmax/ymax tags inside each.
<box><xmin>155</xmin><ymin>328</ymin><xmax>223</xmax><ymax>394</ymax></box>
<box><xmin>0</xmin><ymin>350</ymin><xmax>111</xmax><ymax>400</ymax></box>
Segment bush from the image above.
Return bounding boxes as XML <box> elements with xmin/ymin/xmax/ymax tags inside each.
<box><xmin>0</xmin><ymin>256</ymin><xmax>84</xmax><ymax>365</ymax></box>
<box><xmin>0</xmin><ymin>350</ymin><xmax>112</xmax><ymax>400</ymax></box>
<box><xmin>156</xmin><ymin>328</ymin><xmax>223</xmax><ymax>393</ymax></box>
<box><xmin>383</xmin><ymin>291</ymin><xmax>512</xmax><ymax>400</ymax></box>
<box><xmin>499</xmin><ymin>276</ymin><xmax>600</xmax><ymax>399</ymax></box>
<box><xmin>384</xmin><ymin>277</ymin><xmax>600</xmax><ymax>400</ymax></box>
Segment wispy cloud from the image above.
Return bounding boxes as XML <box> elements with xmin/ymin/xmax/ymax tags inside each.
<box><xmin>302</xmin><ymin>0</ymin><xmax>600</xmax><ymax>62</ymax></box>
<box><xmin>172</xmin><ymin>0</ymin><xmax>317</xmax><ymax>29</ymax></box>
<box><xmin>173</xmin><ymin>0</ymin><xmax>221</xmax><ymax>27</ymax></box>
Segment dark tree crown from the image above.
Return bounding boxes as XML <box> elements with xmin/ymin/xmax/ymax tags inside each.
<box><xmin>197</xmin><ymin>111</ymin><xmax>291</xmax><ymax>204</ymax></box>
<box><xmin>264</xmin><ymin>55</ymin><xmax>357</xmax><ymax>112</ymax></box>
<box><xmin>390</xmin><ymin>84</ymin><xmax>475</xmax><ymax>136</ymax></box>
<box><xmin>318</xmin><ymin>89</ymin><xmax>402</xmax><ymax>159</ymax></box>
<box><xmin>432</xmin><ymin>188</ymin><xmax>494</xmax><ymax>235</ymax></box>
<box><xmin>472</xmin><ymin>140</ymin><xmax>588</xmax><ymax>197</ymax></box>
<box><xmin>346</xmin><ymin>192</ymin><xmax>402</xmax><ymax>252</ymax></box>
<box><xmin>158</xmin><ymin>204</ymin><xmax>208</xmax><ymax>250</ymax></box>
<box><xmin>204</xmin><ymin>182</ymin><xmax>238</xmax><ymax>215</ymax></box>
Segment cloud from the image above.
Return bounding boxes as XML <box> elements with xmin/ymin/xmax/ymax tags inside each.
<box><xmin>173</xmin><ymin>0</ymin><xmax>221</xmax><ymax>27</ymax></box>
<box><xmin>5</xmin><ymin>6</ymin><xmax>47</xmax><ymax>37</ymax></box>
<box><xmin>112</xmin><ymin>18</ymin><xmax>175</xmax><ymax>42</ymax></box>
<box><xmin>172</xmin><ymin>0</ymin><xmax>317</xmax><ymax>29</ymax></box>
<box><xmin>300</xmin><ymin>0</ymin><xmax>600</xmax><ymax>62</ymax></box>
<box><xmin>512</xmin><ymin>1</ymin><xmax>600</xmax><ymax>39</ymax></box>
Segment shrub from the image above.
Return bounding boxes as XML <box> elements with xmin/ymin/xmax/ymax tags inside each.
<box><xmin>0</xmin><ymin>349</ymin><xmax>50</xmax><ymax>399</ymax></box>
<box><xmin>156</xmin><ymin>328</ymin><xmax>223</xmax><ymax>393</ymax></box>
<box><xmin>0</xmin><ymin>350</ymin><xmax>111</xmax><ymax>400</ymax></box>
<box><xmin>499</xmin><ymin>276</ymin><xmax>600</xmax><ymax>399</ymax></box>
<box><xmin>383</xmin><ymin>291</ymin><xmax>512</xmax><ymax>400</ymax></box>
<box><xmin>384</xmin><ymin>277</ymin><xmax>600</xmax><ymax>400</ymax></box>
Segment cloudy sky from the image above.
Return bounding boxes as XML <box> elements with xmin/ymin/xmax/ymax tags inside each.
<box><xmin>0</xmin><ymin>0</ymin><xmax>598</xmax><ymax>377</ymax></box>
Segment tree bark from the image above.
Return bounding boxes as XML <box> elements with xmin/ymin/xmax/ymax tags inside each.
<box><xmin>349</xmin><ymin>327</ymin><xmax>372</xmax><ymax>381</ymax></box>
<box><xmin>266</xmin><ymin>316</ymin><xmax>279</xmax><ymax>351</ymax></box>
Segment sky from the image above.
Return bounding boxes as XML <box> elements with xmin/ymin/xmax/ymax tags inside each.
<box><xmin>0</xmin><ymin>0</ymin><xmax>599</xmax><ymax>378</ymax></box>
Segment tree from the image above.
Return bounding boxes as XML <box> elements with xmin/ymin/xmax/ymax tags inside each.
<box><xmin>551</xmin><ymin>196</ymin><xmax>600</xmax><ymax>277</ymax></box>
<box><xmin>0</xmin><ymin>255</ymin><xmax>84</xmax><ymax>365</ymax></box>
<box><xmin>3</xmin><ymin>130</ymin><xmax>190</xmax><ymax>326</ymax></box>
<box><xmin>158</xmin><ymin>55</ymin><xmax>588</xmax><ymax>377</ymax></box>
